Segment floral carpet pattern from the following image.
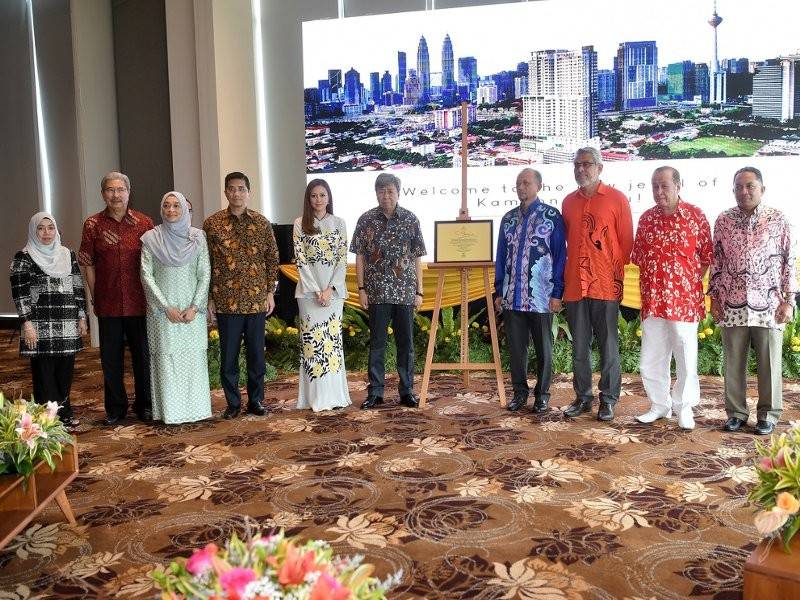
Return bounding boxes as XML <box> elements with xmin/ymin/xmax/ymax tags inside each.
<box><xmin>1</xmin><ymin>340</ymin><xmax>798</xmax><ymax>599</ymax></box>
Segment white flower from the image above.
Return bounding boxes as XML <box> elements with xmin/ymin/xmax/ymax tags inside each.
<box><xmin>610</xmin><ymin>475</ymin><xmax>652</xmax><ymax>494</ymax></box>
<box><xmin>566</xmin><ymin>497</ymin><xmax>650</xmax><ymax>531</ymax></box>
<box><xmin>665</xmin><ymin>481</ymin><xmax>716</xmax><ymax>503</ymax></box>
<box><xmin>407</xmin><ymin>436</ymin><xmax>459</xmax><ymax>455</ymax></box>
<box><xmin>336</xmin><ymin>452</ymin><xmax>375</xmax><ymax>468</ymax></box>
<box><xmin>722</xmin><ymin>465</ymin><xmax>759</xmax><ymax>484</ymax></box>
<box><xmin>63</xmin><ymin>551</ymin><xmax>125</xmax><ymax>578</ymax></box>
<box><xmin>513</xmin><ymin>485</ymin><xmax>553</xmax><ymax>504</ymax></box>
<box><xmin>455</xmin><ymin>477</ymin><xmax>502</xmax><ymax>497</ymax></box>
<box><xmin>527</xmin><ymin>459</ymin><xmax>594</xmax><ymax>483</ymax></box>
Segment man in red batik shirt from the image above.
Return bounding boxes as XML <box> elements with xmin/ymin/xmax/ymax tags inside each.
<box><xmin>631</xmin><ymin>166</ymin><xmax>712</xmax><ymax>430</ymax></box>
<box><xmin>79</xmin><ymin>172</ymin><xmax>154</xmax><ymax>425</ymax></box>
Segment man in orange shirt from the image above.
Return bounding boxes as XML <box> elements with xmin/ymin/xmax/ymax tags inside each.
<box><xmin>561</xmin><ymin>147</ymin><xmax>633</xmax><ymax>422</ymax></box>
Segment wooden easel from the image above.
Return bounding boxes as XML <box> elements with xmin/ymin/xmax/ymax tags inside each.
<box><xmin>418</xmin><ymin>103</ymin><xmax>506</xmax><ymax>409</ymax></box>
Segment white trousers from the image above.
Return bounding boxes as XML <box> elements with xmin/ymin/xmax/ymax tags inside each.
<box><xmin>640</xmin><ymin>317</ymin><xmax>700</xmax><ymax>411</ymax></box>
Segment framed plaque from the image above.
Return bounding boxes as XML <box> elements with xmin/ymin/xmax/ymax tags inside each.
<box><xmin>434</xmin><ymin>220</ymin><xmax>493</xmax><ymax>263</ymax></box>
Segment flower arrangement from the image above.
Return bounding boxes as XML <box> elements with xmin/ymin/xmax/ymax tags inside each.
<box><xmin>749</xmin><ymin>423</ymin><xmax>800</xmax><ymax>552</ymax></box>
<box><xmin>151</xmin><ymin>530</ymin><xmax>397</xmax><ymax>600</ymax></box>
<box><xmin>0</xmin><ymin>392</ymin><xmax>73</xmax><ymax>483</ymax></box>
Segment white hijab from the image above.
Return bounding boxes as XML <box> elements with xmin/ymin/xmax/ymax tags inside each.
<box><xmin>24</xmin><ymin>212</ymin><xmax>72</xmax><ymax>277</ymax></box>
<box><xmin>141</xmin><ymin>191</ymin><xmax>203</xmax><ymax>267</ymax></box>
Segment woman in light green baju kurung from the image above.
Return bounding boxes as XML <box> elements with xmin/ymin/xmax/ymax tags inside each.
<box><xmin>140</xmin><ymin>192</ymin><xmax>212</xmax><ymax>424</ymax></box>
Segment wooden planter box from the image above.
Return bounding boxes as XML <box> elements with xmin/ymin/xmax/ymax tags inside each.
<box><xmin>744</xmin><ymin>534</ymin><xmax>800</xmax><ymax>600</ymax></box>
<box><xmin>0</xmin><ymin>439</ymin><xmax>79</xmax><ymax>550</ymax></box>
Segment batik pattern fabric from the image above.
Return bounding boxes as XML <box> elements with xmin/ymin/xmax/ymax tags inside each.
<box><xmin>296</xmin><ymin>300</ymin><xmax>350</xmax><ymax>411</ymax></box>
<box><xmin>10</xmin><ymin>250</ymin><xmax>86</xmax><ymax>356</ymax></box>
<box><xmin>349</xmin><ymin>206</ymin><xmax>426</xmax><ymax>305</ymax></box>
<box><xmin>78</xmin><ymin>209</ymin><xmax>153</xmax><ymax>317</ymax></box>
<box><xmin>293</xmin><ymin>215</ymin><xmax>348</xmax><ymax>300</ymax></box>
<box><xmin>709</xmin><ymin>204</ymin><xmax>797</xmax><ymax>329</ymax></box>
<box><xmin>495</xmin><ymin>200</ymin><xmax>566</xmax><ymax>313</ymax></box>
<box><xmin>561</xmin><ymin>183</ymin><xmax>634</xmax><ymax>303</ymax></box>
<box><xmin>294</xmin><ymin>215</ymin><xmax>350</xmax><ymax>411</ymax></box>
<box><xmin>203</xmin><ymin>208</ymin><xmax>279</xmax><ymax>314</ymax></box>
<box><xmin>631</xmin><ymin>200</ymin><xmax>712</xmax><ymax>322</ymax></box>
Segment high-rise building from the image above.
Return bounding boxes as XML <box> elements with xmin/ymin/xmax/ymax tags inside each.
<box><xmin>397</xmin><ymin>51</ymin><xmax>407</xmax><ymax>101</ymax></box>
<box><xmin>344</xmin><ymin>67</ymin><xmax>361</xmax><ymax>105</ymax></box>
<box><xmin>694</xmin><ymin>63</ymin><xmax>710</xmax><ymax>103</ymax></box>
<box><xmin>442</xmin><ymin>34</ymin><xmax>455</xmax><ymax>91</ymax></box>
<box><xmin>708</xmin><ymin>2</ymin><xmax>726</xmax><ymax>104</ymax></box>
<box><xmin>328</xmin><ymin>69</ymin><xmax>342</xmax><ymax>98</ymax></box>
<box><xmin>522</xmin><ymin>47</ymin><xmax>599</xmax><ymax>161</ymax></box>
<box><xmin>582</xmin><ymin>45</ymin><xmax>598</xmax><ymax>136</ymax></box>
<box><xmin>752</xmin><ymin>56</ymin><xmax>800</xmax><ymax>121</ymax></box>
<box><xmin>417</xmin><ymin>36</ymin><xmax>430</xmax><ymax>102</ymax></box>
<box><xmin>598</xmin><ymin>69</ymin><xmax>616</xmax><ymax>111</ymax></box>
<box><xmin>370</xmin><ymin>72</ymin><xmax>380</xmax><ymax>103</ymax></box>
<box><xmin>667</xmin><ymin>61</ymin><xmax>697</xmax><ymax>100</ymax></box>
<box><xmin>318</xmin><ymin>79</ymin><xmax>331</xmax><ymax>103</ymax></box>
<box><xmin>722</xmin><ymin>58</ymin><xmax>749</xmax><ymax>74</ymax></box>
<box><xmin>458</xmin><ymin>56</ymin><xmax>478</xmax><ymax>91</ymax></box>
<box><xmin>434</xmin><ymin>104</ymin><xmax>476</xmax><ymax>130</ymax></box>
<box><xmin>614</xmin><ymin>41</ymin><xmax>658</xmax><ymax>110</ymax></box>
<box><xmin>514</xmin><ymin>76</ymin><xmax>528</xmax><ymax>98</ymax></box>
<box><xmin>477</xmin><ymin>82</ymin><xmax>498</xmax><ymax>105</ymax></box>
<box><xmin>381</xmin><ymin>71</ymin><xmax>392</xmax><ymax>97</ymax></box>
<box><xmin>404</xmin><ymin>68</ymin><xmax>421</xmax><ymax>105</ymax></box>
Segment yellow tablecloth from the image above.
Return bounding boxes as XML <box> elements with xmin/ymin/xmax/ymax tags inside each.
<box><xmin>280</xmin><ymin>264</ymin><xmax>656</xmax><ymax>311</ymax></box>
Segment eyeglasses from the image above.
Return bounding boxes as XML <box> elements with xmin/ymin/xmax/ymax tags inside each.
<box><xmin>574</xmin><ymin>161</ymin><xmax>597</xmax><ymax>169</ymax></box>
<box><xmin>734</xmin><ymin>182</ymin><xmax>761</xmax><ymax>192</ymax></box>
<box><xmin>103</xmin><ymin>187</ymin><xmax>128</xmax><ymax>194</ymax></box>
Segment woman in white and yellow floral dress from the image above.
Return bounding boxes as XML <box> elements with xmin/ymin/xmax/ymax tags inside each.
<box><xmin>294</xmin><ymin>179</ymin><xmax>351</xmax><ymax>411</ymax></box>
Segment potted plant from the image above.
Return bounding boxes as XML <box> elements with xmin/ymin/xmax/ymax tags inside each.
<box><xmin>749</xmin><ymin>423</ymin><xmax>800</xmax><ymax>552</ymax></box>
<box><xmin>0</xmin><ymin>392</ymin><xmax>74</xmax><ymax>486</ymax></box>
<box><xmin>151</xmin><ymin>529</ymin><xmax>399</xmax><ymax>599</ymax></box>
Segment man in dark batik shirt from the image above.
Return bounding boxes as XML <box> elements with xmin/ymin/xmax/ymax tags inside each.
<box><xmin>350</xmin><ymin>173</ymin><xmax>426</xmax><ymax>409</ymax></box>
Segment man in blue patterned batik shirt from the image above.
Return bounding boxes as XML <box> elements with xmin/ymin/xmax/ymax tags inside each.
<box><xmin>494</xmin><ymin>168</ymin><xmax>566</xmax><ymax>414</ymax></box>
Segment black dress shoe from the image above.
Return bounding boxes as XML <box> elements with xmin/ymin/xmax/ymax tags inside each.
<box><xmin>399</xmin><ymin>394</ymin><xmax>419</xmax><ymax>408</ymax></box>
<box><xmin>597</xmin><ymin>401</ymin><xmax>614</xmax><ymax>421</ymax></box>
<box><xmin>532</xmin><ymin>397</ymin><xmax>550</xmax><ymax>414</ymax></box>
<box><xmin>102</xmin><ymin>415</ymin><xmax>123</xmax><ymax>426</ymax></box>
<box><xmin>563</xmin><ymin>398</ymin><xmax>593</xmax><ymax>418</ymax></box>
<box><xmin>247</xmin><ymin>403</ymin><xmax>267</xmax><ymax>416</ymax></box>
<box><xmin>360</xmin><ymin>395</ymin><xmax>384</xmax><ymax>409</ymax></box>
<box><xmin>507</xmin><ymin>393</ymin><xmax>528</xmax><ymax>412</ymax></box>
<box><xmin>223</xmin><ymin>406</ymin><xmax>240</xmax><ymax>419</ymax></box>
<box><xmin>723</xmin><ymin>416</ymin><xmax>745</xmax><ymax>432</ymax></box>
<box><xmin>754</xmin><ymin>419</ymin><xmax>775</xmax><ymax>435</ymax></box>
<box><xmin>136</xmin><ymin>408</ymin><xmax>153</xmax><ymax>422</ymax></box>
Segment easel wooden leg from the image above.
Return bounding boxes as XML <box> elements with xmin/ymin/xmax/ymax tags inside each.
<box><xmin>420</xmin><ymin>271</ymin><xmax>446</xmax><ymax>408</ymax></box>
<box><xmin>483</xmin><ymin>267</ymin><xmax>507</xmax><ymax>407</ymax></box>
<box><xmin>460</xmin><ymin>267</ymin><xmax>470</xmax><ymax>389</ymax></box>
<box><xmin>54</xmin><ymin>490</ymin><xmax>77</xmax><ymax>525</ymax></box>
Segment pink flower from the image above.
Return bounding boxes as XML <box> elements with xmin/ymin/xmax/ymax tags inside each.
<box><xmin>759</xmin><ymin>456</ymin><xmax>774</xmax><ymax>471</ymax></box>
<box><xmin>186</xmin><ymin>543</ymin><xmax>219</xmax><ymax>576</ymax></box>
<box><xmin>219</xmin><ymin>567</ymin><xmax>256</xmax><ymax>600</ymax></box>
<box><xmin>774</xmin><ymin>449</ymin><xmax>787</xmax><ymax>469</ymax></box>
<box><xmin>310</xmin><ymin>573</ymin><xmax>351</xmax><ymax>600</ymax></box>
<box><xmin>15</xmin><ymin>413</ymin><xmax>46</xmax><ymax>448</ymax></box>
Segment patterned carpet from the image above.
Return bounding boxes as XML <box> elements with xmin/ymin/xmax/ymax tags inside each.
<box><xmin>1</xmin><ymin>337</ymin><xmax>798</xmax><ymax>599</ymax></box>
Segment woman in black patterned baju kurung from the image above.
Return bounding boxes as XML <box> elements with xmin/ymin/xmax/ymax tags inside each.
<box><xmin>10</xmin><ymin>212</ymin><xmax>87</xmax><ymax>428</ymax></box>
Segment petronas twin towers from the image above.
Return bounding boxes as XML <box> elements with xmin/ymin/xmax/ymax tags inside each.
<box><xmin>415</xmin><ymin>34</ymin><xmax>455</xmax><ymax>104</ymax></box>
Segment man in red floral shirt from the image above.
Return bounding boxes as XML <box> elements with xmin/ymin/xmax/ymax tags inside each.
<box><xmin>79</xmin><ymin>172</ymin><xmax>154</xmax><ymax>425</ymax></box>
<box><xmin>631</xmin><ymin>166</ymin><xmax>712</xmax><ymax>430</ymax></box>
